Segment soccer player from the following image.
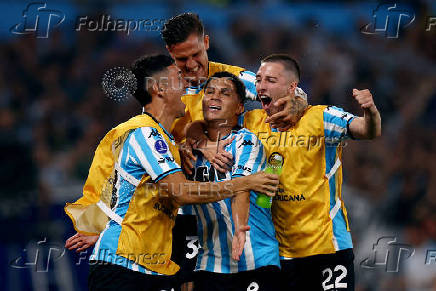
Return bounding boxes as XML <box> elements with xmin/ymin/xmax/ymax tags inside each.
<box><xmin>239</xmin><ymin>54</ymin><xmax>382</xmax><ymax>290</ymax></box>
<box><xmin>161</xmin><ymin>12</ymin><xmax>308</xmax><ymax>145</ymax></box>
<box><xmin>64</xmin><ymin>55</ymin><xmax>279</xmax><ymax>291</ymax></box>
<box><xmin>161</xmin><ymin>14</ymin><xmax>307</xmax><ymax>289</ymax></box>
<box><xmin>185</xmin><ymin>71</ymin><xmax>280</xmax><ymax>291</ymax></box>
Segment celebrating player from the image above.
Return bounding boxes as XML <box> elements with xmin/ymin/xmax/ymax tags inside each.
<box><xmin>64</xmin><ymin>55</ymin><xmax>279</xmax><ymax>291</ymax></box>
<box><xmin>239</xmin><ymin>54</ymin><xmax>382</xmax><ymax>290</ymax></box>
<box><xmin>160</xmin><ymin>13</ymin><xmax>307</xmax><ymax>290</ymax></box>
<box><xmin>185</xmin><ymin>71</ymin><xmax>280</xmax><ymax>291</ymax></box>
<box><xmin>161</xmin><ymin>12</ymin><xmax>308</xmax><ymax>145</ymax></box>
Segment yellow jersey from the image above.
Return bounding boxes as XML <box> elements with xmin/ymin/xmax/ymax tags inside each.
<box><xmin>65</xmin><ymin>113</ymin><xmax>182</xmax><ymax>275</ymax></box>
<box><xmin>241</xmin><ymin>105</ymin><xmax>355</xmax><ymax>258</ymax></box>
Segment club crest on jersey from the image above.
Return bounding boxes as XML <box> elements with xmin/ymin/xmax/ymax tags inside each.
<box><xmin>154</xmin><ymin>139</ymin><xmax>168</xmax><ymax>154</ymax></box>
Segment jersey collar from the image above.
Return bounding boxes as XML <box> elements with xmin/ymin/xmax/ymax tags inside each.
<box><xmin>142</xmin><ymin>111</ymin><xmax>175</xmax><ymax>142</ymax></box>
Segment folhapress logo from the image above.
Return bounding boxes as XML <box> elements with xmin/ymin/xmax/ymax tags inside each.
<box><xmin>10</xmin><ymin>238</ymin><xmax>65</xmax><ymax>272</ymax></box>
<box><xmin>360</xmin><ymin>236</ymin><xmax>415</xmax><ymax>272</ymax></box>
<box><xmin>361</xmin><ymin>4</ymin><xmax>415</xmax><ymax>38</ymax></box>
<box><xmin>10</xmin><ymin>2</ymin><xmax>65</xmax><ymax>38</ymax></box>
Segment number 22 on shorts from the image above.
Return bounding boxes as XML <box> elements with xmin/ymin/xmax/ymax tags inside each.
<box><xmin>321</xmin><ymin>265</ymin><xmax>348</xmax><ymax>290</ymax></box>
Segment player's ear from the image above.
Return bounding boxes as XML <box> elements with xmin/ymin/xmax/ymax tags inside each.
<box><xmin>204</xmin><ymin>35</ymin><xmax>209</xmax><ymax>50</ymax></box>
<box><xmin>152</xmin><ymin>82</ymin><xmax>164</xmax><ymax>99</ymax></box>
<box><xmin>166</xmin><ymin>45</ymin><xmax>175</xmax><ymax>57</ymax></box>
<box><xmin>288</xmin><ymin>81</ymin><xmax>297</xmax><ymax>95</ymax></box>
<box><xmin>236</xmin><ymin>102</ymin><xmax>244</xmax><ymax>115</ymax></box>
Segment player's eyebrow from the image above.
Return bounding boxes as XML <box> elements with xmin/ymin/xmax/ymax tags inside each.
<box><xmin>266</xmin><ymin>75</ymin><xmax>278</xmax><ymax>81</ymax></box>
<box><xmin>205</xmin><ymin>84</ymin><xmax>234</xmax><ymax>94</ymax></box>
<box><xmin>220</xmin><ymin>87</ymin><xmax>233</xmax><ymax>94</ymax></box>
<box><xmin>175</xmin><ymin>48</ymin><xmax>202</xmax><ymax>59</ymax></box>
<box><xmin>256</xmin><ymin>74</ymin><xmax>278</xmax><ymax>81</ymax></box>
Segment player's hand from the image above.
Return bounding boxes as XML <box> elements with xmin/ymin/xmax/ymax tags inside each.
<box><xmin>179</xmin><ymin>138</ymin><xmax>197</xmax><ymax>175</ymax></box>
<box><xmin>65</xmin><ymin>232</ymin><xmax>99</xmax><ymax>253</ymax></box>
<box><xmin>265</xmin><ymin>95</ymin><xmax>308</xmax><ymax>131</ymax></box>
<box><xmin>232</xmin><ymin>225</ymin><xmax>250</xmax><ymax>261</ymax></box>
<box><xmin>197</xmin><ymin>137</ymin><xmax>235</xmax><ymax>173</ymax></box>
<box><xmin>244</xmin><ymin>172</ymin><xmax>279</xmax><ymax>196</ymax></box>
<box><xmin>352</xmin><ymin>89</ymin><xmax>377</xmax><ymax>114</ymax></box>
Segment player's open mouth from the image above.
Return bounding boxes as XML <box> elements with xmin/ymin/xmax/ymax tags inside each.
<box><xmin>188</xmin><ymin>67</ymin><xmax>199</xmax><ymax>73</ymax></box>
<box><xmin>259</xmin><ymin>95</ymin><xmax>272</xmax><ymax>107</ymax></box>
<box><xmin>208</xmin><ymin>105</ymin><xmax>222</xmax><ymax>111</ymax></box>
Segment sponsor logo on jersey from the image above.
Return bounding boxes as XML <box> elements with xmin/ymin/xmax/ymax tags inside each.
<box><xmin>148</xmin><ymin>128</ymin><xmax>160</xmax><ymax>138</ymax></box>
<box><xmin>238</xmin><ymin>139</ymin><xmax>255</xmax><ymax>148</ymax></box>
<box><xmin>158</xmin><ymin>156</ymin><xmax>175</xmax><ymax>163</ymax></box>
<box><xmin>237</xmin><ymin>164</ymin><xmax>252</xmax><ymax>173</ymax></box>
<box><xmin>274</xmin><ymin>193</ymin><xmax>306</xmax><ymax>202</ymax></box>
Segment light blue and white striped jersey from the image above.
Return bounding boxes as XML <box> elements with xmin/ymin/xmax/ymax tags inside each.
<box><xmin>90</xmin><ymin>121</ymin><xmax>182</xmax><ymax>275</ymax></box>
<box><xmin>323</xmin><ymin>105</ymin><xmax>355</xmax><ymax>252</ymax></box>
<box><xmin>177</xmin><ymin>70</ymin><xmax>258</xmax><ymax>218</ymax></box>
<box><xmin>188</xmin><ymin>128</ymin><xmax>280</xmax><ymax>273</ymax></box>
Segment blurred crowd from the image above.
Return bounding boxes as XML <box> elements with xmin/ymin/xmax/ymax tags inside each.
<box><xmin>0</xmin><ymin>1</ymin><xmax>435</xmax><ymax>290</ymax></box>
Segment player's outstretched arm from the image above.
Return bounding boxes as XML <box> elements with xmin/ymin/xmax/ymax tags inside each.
<box><xmin>158</xmin><ymin>171</ymin><xmax>278</xmax><ymax>205</ymax></box>
<box><xmin>231</xmin><ymin>191</ymin><xmax>250</xmax><ymax>261</ymax></box>
<box><xmin>348</xmin><ymin>89</ymin><xmax>382</xmax><ymax>139</ymax></box>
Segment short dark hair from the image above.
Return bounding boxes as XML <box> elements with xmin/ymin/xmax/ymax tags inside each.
<box><xmin>203</xmin><ymin>71</ymin><xmax>246</xmax><ymax>103</ymax></box>
<box><xmin>130</xmin><ymin>54</ymin><xmax>174</xmax><ymax>106</ymax></box>
<box><xmin>161</xmin><ymin>13</ymin><xmax>204</xmax><ymax>47</ymax></box>
<box><xmin>261</xmin><ymin>54</ymin><xmax>300</xmax><ymax>82</ymax></box>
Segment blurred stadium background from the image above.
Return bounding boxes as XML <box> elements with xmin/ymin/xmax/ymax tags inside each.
<box><xmin>0</xmin><ymin>0</ymin><xmax>435</xmax><ymax>290</ymax></box>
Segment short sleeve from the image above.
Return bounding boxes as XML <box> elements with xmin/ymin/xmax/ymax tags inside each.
<box><xmin>323</xmin><ymin>106</ymin><xmax>356</xmax><ymax>143</ymax></box>
<box><xmin>127</xmin><ymin>127</ymin><xmax>182</xmax><ymax>182</ymax></box>
<box><xmin>231</xmin><ymin>131</ymin><xmax>266</xmax><ymax>177</ymax></box>
<box><xmin>238</xmin><ymin>70</ymin><xmax>257</xmax><ymax>101</ymax></box>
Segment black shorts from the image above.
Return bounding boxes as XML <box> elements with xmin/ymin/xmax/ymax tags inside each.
<box><xmin>171</xmin><ymin>214</ymin><xmax>198</xmax><ymax>284</ymax></box>
<box><xmin>88</xmin><ymin>261</ymin><xmax>176</xmax><ymax>291</ymax></box>
<box><xmin>193</xmin><ymin>265</ymin><xmax>280</xmax><ymax>291</ymax></box>
<box><xmin>279</xmin><ymin>248</ymin><xmax>355</xmax><ymax>291</ymax></box>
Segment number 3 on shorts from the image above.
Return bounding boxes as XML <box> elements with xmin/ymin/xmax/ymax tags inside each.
<box><xmin>186</xmin><ymin>236</ymin><xmax>199</xmax><ymax>259</ymax></box>
<box><xmin>321</xmin><ymin>265</ymin><xmax>347</xmax><ymax>290</ymax></box>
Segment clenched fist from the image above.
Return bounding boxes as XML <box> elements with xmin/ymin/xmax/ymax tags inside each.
<box><xmin>352</xmin><ymin>89</ymin><xmax>377</xmax><ymax>113</ymax></box>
